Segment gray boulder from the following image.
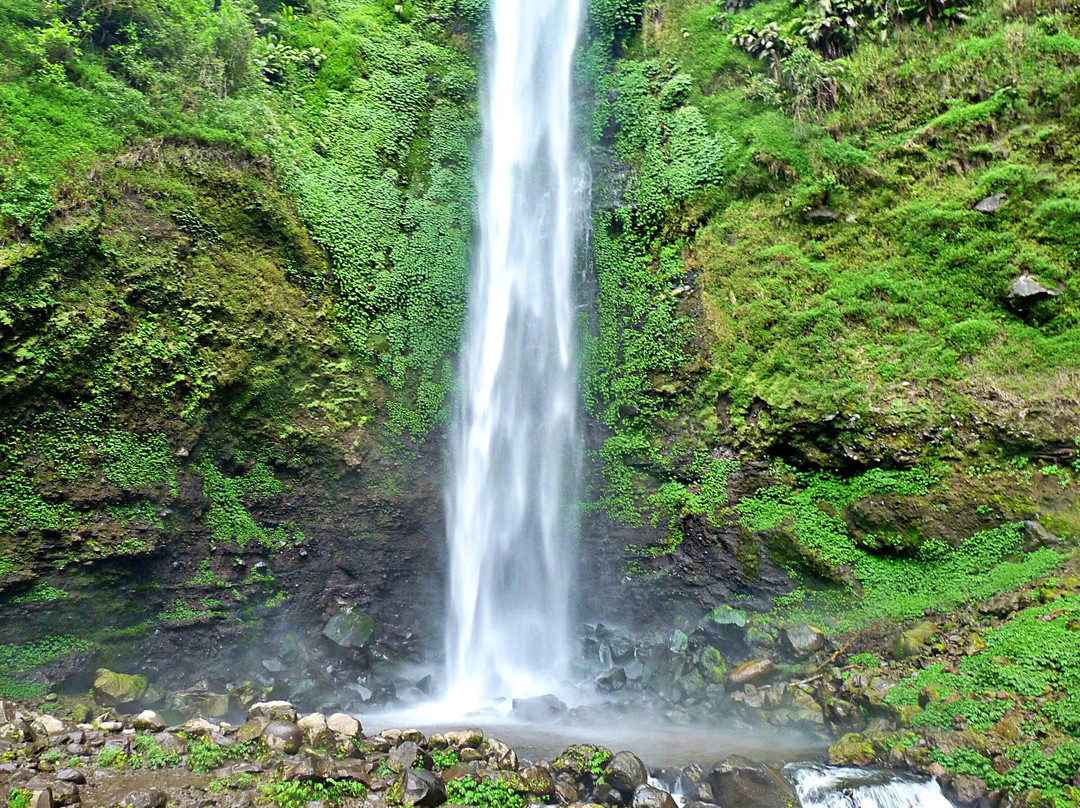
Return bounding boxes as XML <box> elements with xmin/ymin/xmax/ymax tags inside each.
<box><xmin>1008</xmin><ymin>274</ymin><xmax>1060</xmax><ymax>307</ymax></box>
<box><xmin>782</xmin><ymin>624</ymin><xmax>825</xmax><ymax>657</ymax></box>
<box><xmin>707</xmin><ymin>755</ymin><xmax>796</xmax><ymax>808</ymax></box>
<box><xmin>394</xmin><ymin>769</ymin><xmax>447</xmax><ymax>807</ymax></box>
<box><xmin>510</xmin><ymin>694</ymin><xmax>568</xmax><ymax>724</ymax></box>
<box><xmin>118</xmin><ymin>791</ymin><xmax>167</xmax><ymax>808</ymax></box>
<box><xmin>261</xmin><ymin>720</ymin><xmax>303</xmax><ymax>755</ymax></box>
<box><xmin>632</xmin><ymin>784</ymin><xmax>678</xmax><ymax>808</ymax></box>
<box><xmin>606</xmin><ymin>751</ymin><xmax>648</xmax><ymax>796</ymax></box>
<box><xmin>975</xmin><ymin>193</ymin><xmax>1005</xmax><ymax>213</ymax></box>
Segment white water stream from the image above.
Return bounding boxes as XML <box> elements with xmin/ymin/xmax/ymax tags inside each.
<box><xmin>787</xmin><ymin>764</ymin><xmax>956</xmax><ymax>808</ymax></box>
<box><xmin>444</xmin><ymin>0</ymin><xmax>586</xmax><ymax>711</ymax></box>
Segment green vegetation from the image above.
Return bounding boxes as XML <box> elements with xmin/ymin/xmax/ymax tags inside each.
<box><xmin>0</xmin><ymin>635</ymin><xmax>91</xmax><ymax>699</ymax></box>
<box><xmin>185</xmin><ymin>738</ymin><xmax>261</xmax><ymax>773</ymax></box>
<box><xmin>263</xmin><ymin>779</ymin><xmax>366</xmax><ymax>808</ymax></box>
<box><xmin>431</xmin><ymin>748</ymin><xmax>460</xmax><ymax>771</ymax></box>
<box><xmin>7</xmin><ymin>790</ymin><xmax>31</xmax><ymax>808</ymax></box>
<box><xmin>8</xmin><ymin>582</ymin><xmax>67</xmax><ymax>604</ymax></box>
<box><xmin>134</xmin><ymin>733</ymin><xmax>183</xmax><ymax>769</ymax></box>
<box><xmin>445</xmin><ymin>778</ymin><xmax>526</xmax><ymax>808</ymax></box>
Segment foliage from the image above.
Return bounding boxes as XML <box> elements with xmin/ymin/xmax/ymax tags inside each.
<box><xmin>197</xmin><ymin>459</ymin><xmax>303</xmax><ymax>549</ymax></box>
<box><xmin>262</xmin><ymin>778</ymin><xmax>366</xmax><ymax>808</ymax></box>
<box><xmin>0</xmin><ymin>635</ymin><xmax>91</xmax><ymax>698</ymax></box>
<box><xmin>7</xmin><ymin>790</ymin><xmax>31</xmax><ymax>808</ymax></box>
<box><xmin>186</xmin><ymin>738</ymin><xmax>260</xmax><ymax>773</ymax></box>
<box><xmin>432</xmin><ymin>748</ymin><xmax>460</xmax><ymax>771</ymax></box>
<box><xmin>445</xmin><ymin>778</ymin><xmax>526</xmax><ymax>808</ymax></box>
<box><xmin>8</xmin><ymin>582</ymin><xmax>68</xmax><ymax>604</ymax></box>
<box><xmin>134</xmin><ymin>733</ymin><xmax>182</xmax><ymax>769</ymax></box>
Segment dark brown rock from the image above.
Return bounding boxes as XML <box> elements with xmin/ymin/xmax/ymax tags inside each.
<box><xmin>707</xmin><ymin>756</ymin><xmax>795</xmax><ymax>808</ymax></box>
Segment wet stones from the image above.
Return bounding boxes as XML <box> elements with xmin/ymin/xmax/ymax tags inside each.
<box><xmin>118</xmin><ymin>790</ymin><xmax>167</xmax><ymax>808</ymax></box>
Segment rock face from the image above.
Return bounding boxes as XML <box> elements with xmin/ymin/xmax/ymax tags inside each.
<box><xmin>708</xmin><ymin>755</ymin><xmax>796</xmax><ymax>808</ymax></box>
<box><xmin>322</xmin><ymin>605</ymin><xmax>379</xmax><ymax>648</ymax></box>
<box><xmin>93</xmin><ymin>669</ymin><xmax>148</xmax><ymax>706</ymax></box>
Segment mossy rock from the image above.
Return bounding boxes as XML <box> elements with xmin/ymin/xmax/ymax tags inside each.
<box><xmin>93</xmin><ymin>668</ymin><xmax>148</xmax><ymax>706</ymax></box>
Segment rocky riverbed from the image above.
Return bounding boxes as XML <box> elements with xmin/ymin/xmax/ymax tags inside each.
<box><xmin>0</xmin><ymin>697</ymin><xmax>816</xmax><ymax>808</ymax></box>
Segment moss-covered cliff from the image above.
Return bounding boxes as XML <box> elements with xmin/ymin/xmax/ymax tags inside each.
<box><xmin>1</xmin><ymin>0</ymin><xmax>1080</xmax><ymax>799</ymax></box>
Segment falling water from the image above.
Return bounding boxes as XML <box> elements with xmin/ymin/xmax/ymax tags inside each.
<box><xmin>445</xmin><ymin>0</ymin><xmax>586</xmax><ymax>709</ymax></box>
<box><xmin>786</xmin><ymin>764</ymin><xmax>956</xmax><ymax>808</ymax></box>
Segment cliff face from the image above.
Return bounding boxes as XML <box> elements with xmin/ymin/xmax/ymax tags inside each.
<box><xmin>1</xmin><ymin>0</ymin><xmax>1079</xmax><ymax>733</ymax></box>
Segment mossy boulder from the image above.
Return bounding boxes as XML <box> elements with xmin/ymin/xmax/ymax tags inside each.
<box><xmin>93</xmin><ymin>669</ymin><xmax>148</xmax><ymax>706</ymax></box>
<box><xmin>322</xmin><ymin>605</ymin><xmax>378</xmax><ymax>649</ymax></box>
<box><xmin>828</xmin><ymin>734</ymin><xmax>876</xmax><ymax>766</ymax></box>
<box><xmin>893</xmin><ymin>621</ymin><xmax>936</xmax><ymax>659</ymax></box>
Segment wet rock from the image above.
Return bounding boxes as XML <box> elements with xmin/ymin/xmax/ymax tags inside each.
<box><xmin>298</xmin><ymin>713</ymin><xmax>330</xmax><ymax>742</ymax></box>
<box><xmin>1008</xmin><ymin>274</ymin><xmax>1060</xmax><ymax>308</ymax></box>
<box><xmin>631</xmin><ymin>784</ymin><xmax>677</xmax><ymax>808</ymax></box>
<box><xmin>1023</xmin><ymin>520</ymin><xmax>1061</xmax><ymax>552</ymax></box>
<box><xmin>782</xmin><ymin>624</ymin><xmax>825</xmax><ymax>657</ymax></box>
<box><xmin>327</xmin><ymin>713</ymin><xmax>362</xmax><ymax>737</ymax></box>
<box><xmin>388</xmin><ymin>741</ymin><xmax>427</xmax><ymax>772</ymax></box>
<box><xmin>262</xmin><ymin>721</ymin><xmax>303</xmax><ymax>755</ymax></box>
<box><xmin>93</xmin><ymin>669</ymin><xmax>148</xmax><ymax>706</ymax></box>
<box><xmin>486</xmin><ymin>738</ymin><xmax>518</xmax><ymax>771</ymax></box>
<box><xmin>132</xmin><ymin>711</ymin><xmax>167</xmax><ymax>732</ymax></box>
<box><xmin>521</xmin><ymin>765</ymin><xmax>555</xmax><ymax>797</ymax></box>
<box><xmin>606</xmin><ymin>752</ymin><xmax>647</xmax><ymax>796</ymax></box>
<box><xmin>440</xmin><ymin>763</ymin><xmax>476</xmax><ymax>783</ymax></box>
<box><xmin>828</xmin><ymin>734</ymin><xmax>876</xmax><ymax>766</ymax></box>
<box><xmin>947</xmin><ymin>774</ymin><xmax>989</xmax><ymax>806</ymax></box>
<box><xmin>974</xmin><ymin>194</ymin><xmax>1005</xmax><ymax>213</ymax></box>
<box><xmin>35</xmin><ymin>715</ymin><xmax>66</xmax><ymax>736</ymax></box>
<box><xmin>596</xmin><ymin>668</ymin><xmax>627</xmax><ymax>694</ymax></box>
<box><xmin>893</xmin><ymin>621</ymin><xmax>936</xmax><ymax>659</ymax></box>
<box><xmin>119</xmin><ymin>790</ymin><xmax>167</xmax><ymax>808</ymax></box>
<box><xmin>249</xmin><ymin>701</ymin><xmax>298</xmax><ymax>723</ymax></box>
<box><xmin>511</xmin><ymin>695</ymin><xmax>568</xmax><ymax>724</ymax></box>
<box><xmin>285</xmin><ymin>753</ymin><xmax>337</xmax><ymax>782</ymax></box>
<box><xmin>392</xmin><ymin>769</ymin><xmax>447</xmax><ymax>807</ymax></box>
<box><xmin>727</xmin><ymin>660</ymin><xmax>775</xmax><ymax>687</ymax></box>
<box><xmin>554</xmin><ymin>774</ymin><xmax>578</xmax><ymax>804</ymax></box>
<box><xmin>323</xmin><ymin>605</ymin><xmax>378</xmax><ymax>649</ymax></box>
<box><xmin>707</xmin><ymin>756</ymin><xmax>795</xmax><ymax>808</ymax></box>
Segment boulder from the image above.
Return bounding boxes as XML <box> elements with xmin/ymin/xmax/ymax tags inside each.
<box><xmin>132</xmin><ymin>711</ymin><xmax>167</xmax><ymax>732</ymax></box>
<box><xmin>521</xmin><ymin>765</ymin><xmax>555</xmax><ymax>797</ymax></box>
<box><xmin>1008</xmin><ymin>274</ymin><xmax>1060</xmax><ymax>308</ymax></box>
<box><xmin>606</xmin><ymin>751</ymin><xmax>647</xmax><ymax>796</ymax></box>
<box><xmin>596</xmin><ymin>668</ymin><xmax>627</xmax><ymax>693</ymax></box>
<box><xmin>285</xmin><ymin>753</ymin><xmax>337</xmax><ymax>782</ymax></box>
<box><xmin>893</xmin><ymin>621</ymin><xmax>936</xmax><ymax>659</ymax></box>
<box><xmin>28</xmin><ymin>793</ymin><xmax>52</xmax><ymax>808</ymax></box>
<box><xmin>707</xmin><ymin>756</ymin><xmax>795</xmax><ymax>808</ymax></box>
<box><xmin>974</xmin><ymin>194</ymin><xmax>1005</xmax><ymax>213</ymax></box>
<box><xmin>322</xmin><ymin>605</ymin><xmax>378</xmax><ymax>649</ymax></box>
<box><xmin>782</xmin><ymin>624</ymin><xmax>825</xmax><ymax>657</ymax></box>
<box><xmin>327</xmin><ymin>713</ymin><xmax>362</xmax><ymax>737</ymax></box>
<box><xmin>248</xmin><ymin>701</ymin><xmax>297</xmax><ymax>722</ymax></box>
<box><xmin>727</xmin><ymin>660</ymin><xmax>775</xmax><ymax>687</ymax></box>
<box><xmin>262</xmin><ymin>720</ymin><xmax>303</xmax><ymax>754</ymax></box>
<box><xmin>118</xmin><ymin>790</ymin><xmax>167</xmax><ymax>808</ymax></box>
<box><xmin>511</xmin><ymin>694</ymin><xmax>568</xmax><ymax>724</ymax></box>
<box><xmin>54</xmin><ymin>770</ymin><xmax>84</xmax><ymax>785</ymax></box>
<box><xmin>35</xmin><ymin>715</ymin><xmax>66</xmax><ymax>736</ymax></box>
<box><xmin>390</xmin><ymin>741</ymin><xmax>432</xmax><ymax>772</ymax></box>
<box><xmin>93</xmin><ymin>669</ymin><xmax>148</xmax><ymax>706</ymax></box>
<box><xmin>554</xmin><ymin>774</ymin><xmax>578</xmax><ymax>804</ymax></box>
<box><xmin>297</xmin><ymin>713</ymin><xmax>329</xmax><ymax>741</ymax></box>
<box><xmin>393</xmin><ymin>769</ymin><xmax>447</xmax><ymax>807</ymax></box>
<box><xmin>631</xmin><ymin>784</ymin><xmax>678</xmax><ymax>808</ymax></box>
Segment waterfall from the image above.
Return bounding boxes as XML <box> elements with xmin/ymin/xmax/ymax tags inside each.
<box><xmin>787</xmin><ymin>764</ymin><xmax>956</xmax><ymax>808</ymax></box>
<box><xmin>445</xmin><ymin>0</ymin><xmax>586</xmax><ymax>710</ymax></box>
